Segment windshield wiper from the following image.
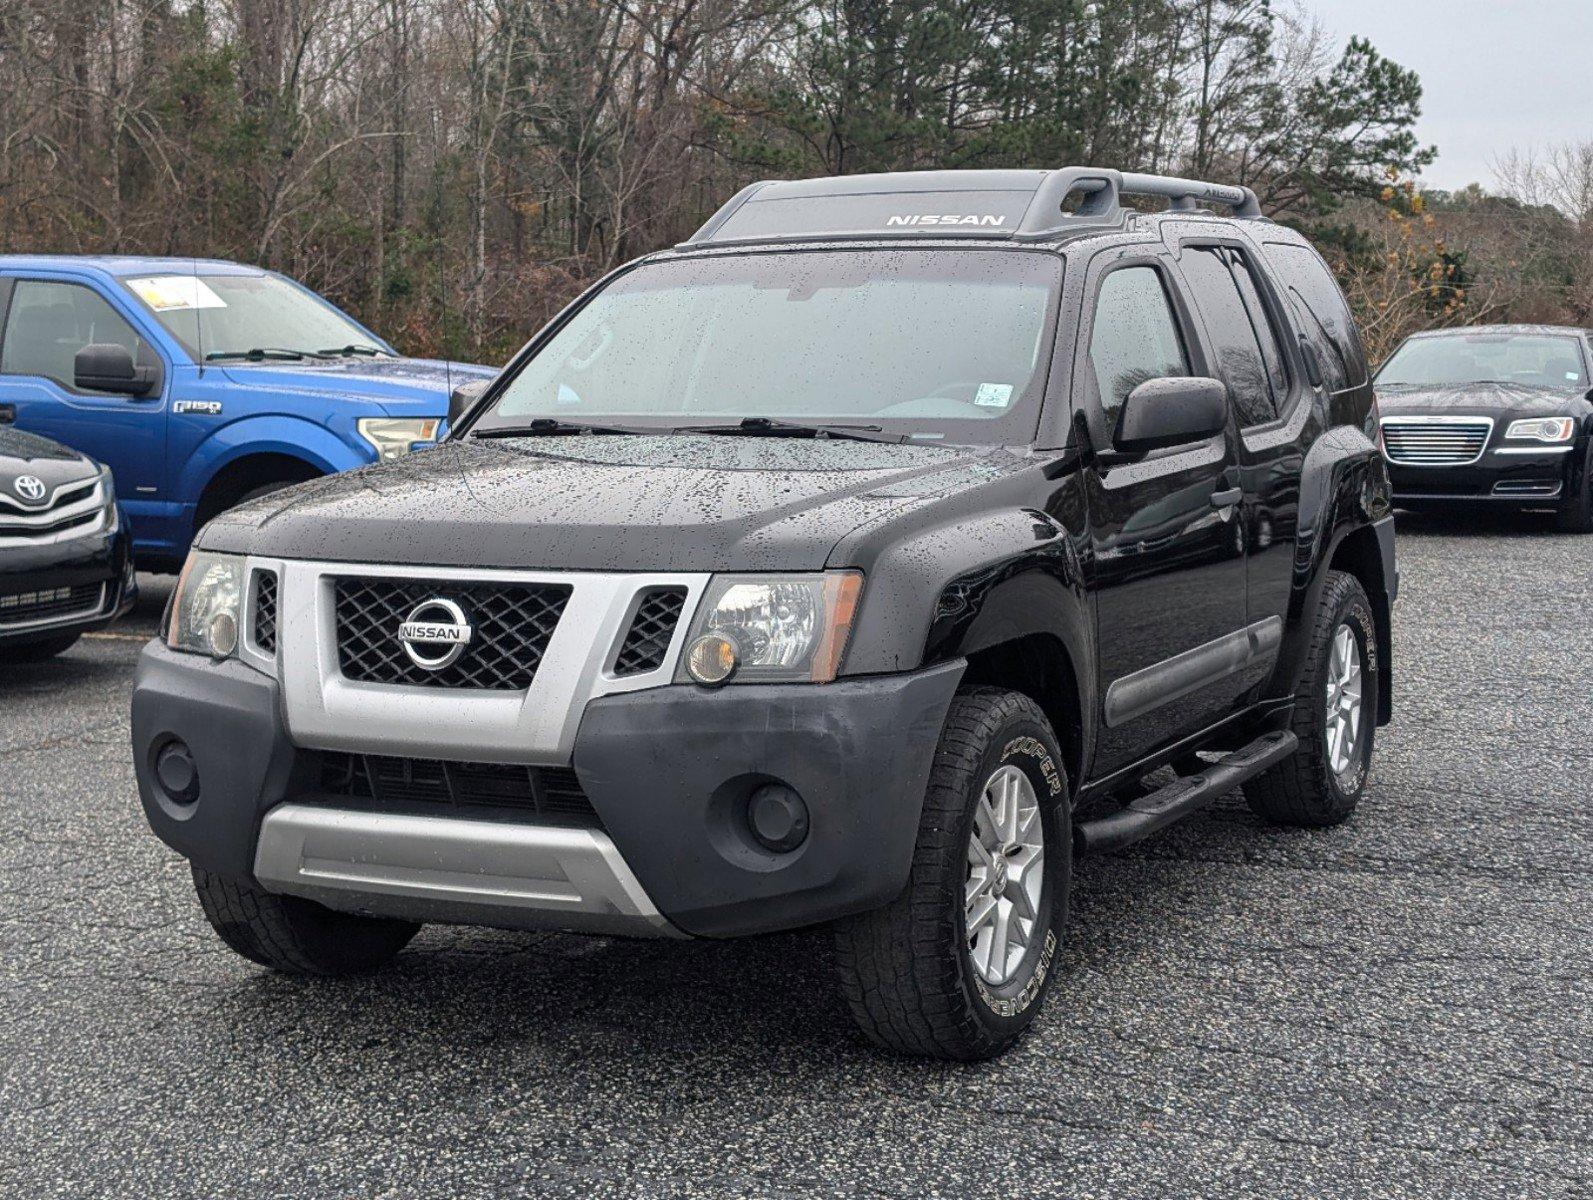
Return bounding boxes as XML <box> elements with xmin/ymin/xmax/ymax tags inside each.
<box><xmin>675</xmin><ymin>416</ymin><xmax>904</xmax><ymax>444</ymax></box>
<box><xmin>205</xmin><ymin>347</ymin><xmax>329</xmax><ymax>362</ymax></box>
<box><xmin>318</xmin><ymin>343</ymin><xmax>390</xmax><ymax>358</ymax></box>
<box><xmin>471</xmin><ymin>418</ymin><xmax>648</xmax><ymax>438</ymax></box>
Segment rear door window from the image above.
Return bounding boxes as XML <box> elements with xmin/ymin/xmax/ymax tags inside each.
<box><xmin>1177</xmin><ymin>247</ymin><xmax>1277</xmax><ymax>426</ymax></box>
<box><xmin>1258</xmin><ymin>242</ymin><xmax>1368</xmax><ymax>390</ymax></box>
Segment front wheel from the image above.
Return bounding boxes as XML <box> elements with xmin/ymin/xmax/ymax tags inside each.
<box><xmin>833</xmin><ymin>687</ymin><xmax>1071</xmax><ymax>1060</ymax></box>
<box><xmin>1556</xmin><ymin>441</ymin><xmax>1593</xmax><ymax>533</ymax></box>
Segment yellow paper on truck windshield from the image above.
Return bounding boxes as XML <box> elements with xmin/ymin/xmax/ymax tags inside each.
<box><xmin>126</xmin><ymin>276</ymin><xmax>227</xmax><ymax>312</ymax></box>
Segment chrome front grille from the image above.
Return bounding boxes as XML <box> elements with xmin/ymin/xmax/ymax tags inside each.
<box><xmin>332</xmin><ymin>576</ymin><xmax>571</xmax><ymax>691</ymax></box>
<box><xmin>1381</xmin><ymin>418</ymin><xmax>1493</xmax><ymax>466</ymax></box>
<box><xmin>0</xmin><ymin>478</ymin><xmax>108</xmax><ymax>545</ymax></box>
<box><xmin>0</xmin><ymin>583</ymin><xmax>105</xmax><ymax>629</ymax></box>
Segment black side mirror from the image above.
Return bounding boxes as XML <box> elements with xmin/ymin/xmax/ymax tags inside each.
<box><xmin>74</xmin><ymin>343</ymin><xmax>157</xmax><ymax>397</ymax></box>
<box><xmin>447</xmin><ymin>377</ymin><xmax>492</xmax><ymax>431</ymax></box>
<box><xmin>1114</xmin><ymin>376</ymin><xmax>1229</xmax><ymax>454</ymax></box>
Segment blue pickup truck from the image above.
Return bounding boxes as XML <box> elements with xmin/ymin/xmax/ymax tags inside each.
<box><xmin>0</xmin><ymin>256</ymin><xmax>493</xmax><ymax>569</ymax></box>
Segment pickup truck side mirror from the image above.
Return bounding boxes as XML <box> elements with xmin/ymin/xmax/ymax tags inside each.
<box><xmin>74</xmin><ymin>343</ymin><xmax>157</xmax><ymax>397</ymax></box>
<box><xmin>447</xmin><ymin>377</ymin><xmax>492</xmax><ymax>431</ymax></box>
<box><xmin>1114</xmin><ymin>376</ymin><xmax>1229</xmax><ymax>454</ymax></box>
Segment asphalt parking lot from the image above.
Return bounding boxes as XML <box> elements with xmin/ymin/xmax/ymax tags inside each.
<box><xmin>2</xmin><ymin>513</ymin><xmax>1589</xmax><ymax>1199</ymax></box>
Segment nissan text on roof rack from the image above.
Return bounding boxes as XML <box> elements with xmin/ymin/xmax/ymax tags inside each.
<box><xmin>132</xmin><ymin>168</ymin><xmax>1396</xmax><ymax>1060</ymax></box>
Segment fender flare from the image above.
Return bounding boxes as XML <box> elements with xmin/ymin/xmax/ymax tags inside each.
<box><xmin>178</xmin><ymin>414</ymin><xmax>365</xmax><ymax>505</ymax></box>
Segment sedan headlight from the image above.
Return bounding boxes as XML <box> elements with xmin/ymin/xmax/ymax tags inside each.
<box><xmin>1504</xmin><ymin>416</ymin><xmax>1576</xmax><ymax>442</ymax></box>
<box><xmin>676</xmin><ymin>572</ymin><xmax>863</xmax><ymax>686</ymax></box>
<box><xmin>357</xmin><ymin>417</ymin><xmax>440</xmax><ymax>461</ymax></box>
<box><xmin>166</xmin><ymin>550</ymin><xmax>245</xmax><ymax>659</ymax></box>
<box><xmin>99</xmin><ymin>465</ymin><xmax>119</xmax><ymax>532</ymax></box>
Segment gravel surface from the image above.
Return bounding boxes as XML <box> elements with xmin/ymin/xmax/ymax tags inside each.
<box><xmin>2</xmin><ymin>512</ymin><xmax>1589</xmax><ymax>1198</ymax></box>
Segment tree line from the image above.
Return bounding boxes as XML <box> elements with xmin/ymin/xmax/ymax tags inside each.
<box><xmin>0</xmin><ymin>0</ymin><xmax>1587</xmax><ymax>364</ymax></box>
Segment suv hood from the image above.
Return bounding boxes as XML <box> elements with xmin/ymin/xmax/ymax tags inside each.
<box><xmin>199</xmin><ymin>435</ymin><xmax>1022</xmax><ymax>571</ymax></box>
<box><xmin>0</xmin><ymin>426</ymin><xmax>100</xmax><ymax>505</ymax></box>
<box><xmin>1376</xmin><ymin>380</ymin><xmax>1590</xmax><ymax>419</ymax></box>
<box><xmin>217</xmin><ymin>357</ymin><xmax>496</xmax><ymax>415</ymax></box>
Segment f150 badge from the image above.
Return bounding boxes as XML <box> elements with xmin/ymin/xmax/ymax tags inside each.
<box><xmin>173</xmin><ymin>400</ymin><xmax>223</xmax><ymax>416</ymax></box>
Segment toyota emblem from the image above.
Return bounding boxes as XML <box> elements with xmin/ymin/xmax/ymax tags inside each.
<box><xmin>13</xmin><ymin>475</ymin><xmax>47</xmax><ymax>504</ymax></box>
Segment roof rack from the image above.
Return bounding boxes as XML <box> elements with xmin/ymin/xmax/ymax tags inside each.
<box><xmin>683</xmin><ymin>167</ymin><xmax>1264</xmax><ymax>247</ymax></box>
<box><xmin>1015</xmin><ymin>168</ymin><xmax>1263</xmax><ymax>237</ymax></box>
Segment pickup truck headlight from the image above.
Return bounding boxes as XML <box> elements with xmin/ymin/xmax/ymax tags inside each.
<box><xmin>165</xmin><ymin>550</ymin><xmax>245</xmax><ymax>659</ymax></box>
<box><xmin>677</xmin><ymin>571</ymin><xmax>863</xmax><ymax>686</ymax></box>
<box><xmin>1504</xmin><ymin>417</ymin><xmax>1576</xmax><ymax>442</ymax></box>
<box><xmin>357</xmin><ymin>417</ymin><xmax>441</xmax><ymax>461</ymax></box>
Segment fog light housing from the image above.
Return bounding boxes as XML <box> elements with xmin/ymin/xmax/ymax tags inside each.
<box><xmin>747</xmin><ymin>783</ymin><xmax>808</xmax><ymax>853</ymax></box>
<box><xmin>686</xmin><ymin>633</ymin><xmax>739</xmax><ymax>686</ymax></box>
<box><xmin>154</xmin><ymin>740</ymin><xmax>200</xmax><ymax>806</ymax></box>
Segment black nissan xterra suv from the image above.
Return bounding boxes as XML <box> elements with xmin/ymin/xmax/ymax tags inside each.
<box><xmin>133</xmin><ymin>169</ymin><xmax>1396</xmax><ymax>1060</ymax></box>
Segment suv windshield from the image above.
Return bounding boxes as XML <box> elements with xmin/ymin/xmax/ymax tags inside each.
<box><xmin>121</xmin><ymin>273</ymin><xmax>381</xmax><ymax>361</ymax></box>
<box><xmin>1377</xmin><ymin>332</ymin><xmax>1587</xmax><ymax>390</ymax></box>
<box><xmin>474</xmin><ymin>249</ymin><xmax>1062</xmax><ymax>444</ymax></box>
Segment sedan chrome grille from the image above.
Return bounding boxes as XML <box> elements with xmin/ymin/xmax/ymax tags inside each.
<box><xmin>1380</xmin><ymin>418</ymin><xmax>1493</xmax><ymax>466</ymax></box>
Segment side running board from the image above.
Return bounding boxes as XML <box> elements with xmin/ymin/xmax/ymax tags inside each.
<box><xmin>1075</xmin><ymin>730</ymin><xmax>1299</xmax><ymax>854</ymax></box>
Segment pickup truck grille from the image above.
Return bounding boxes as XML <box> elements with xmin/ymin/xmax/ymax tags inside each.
<box><xmin>0</xmin><ymin>583</ymin><xmax>104</xmax><ymax>629</ymax></box>
<box><xmin>315</xmin><ymin>751</ymin><xmax>599</xmax><ymax>824</ymax></box>
<box><xmin>332</xmin><ymin>576</ymin><xmax>570</xmax><ymax>691</ymax></box>
<box><xmin>1381</xmin><ymin>419</ymin><xmax>1492</xmax><ymax>466</ymax></box>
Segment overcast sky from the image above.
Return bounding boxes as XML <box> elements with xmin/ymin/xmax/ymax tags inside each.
<box><xmin>1309</xmin><ymin>0</ymin><xmax>1593</xmax><ymax>192</ymax></box>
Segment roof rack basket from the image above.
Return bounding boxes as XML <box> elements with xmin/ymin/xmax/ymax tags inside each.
<box><xmin>1016</xmin><ymin>168</ymin><xmax>1262</xmax><ymax>237</ymax></box>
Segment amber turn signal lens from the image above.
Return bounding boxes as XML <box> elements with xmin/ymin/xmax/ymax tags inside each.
<box><xmin>686</xmin><ymin>633</ymin><xmax>739</xmax><ymax>685</ymax></box>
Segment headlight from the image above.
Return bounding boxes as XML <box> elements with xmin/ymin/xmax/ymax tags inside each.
<box><xmin>1504</xmin><ymin>417</ymin><xmax>1576</xmax><ymax>442</ymax></box>
<box><xmin>99</xmin><ymin>465</ymin><xmax>118</xmax><ymax>532</ymax></box>
<box><xmin>357</xmin><ymin>417</ymin><xmax>440</xmax><ymax>461</ymax></box>
<box><xmin>166</xmin><ymin>550</ymin><xmax>245</xmax><ymax>658</ymax></box>
<box><xmin>676</xmin><ymin>571</ymin><xmax>863</xmax><ymax>685</ymax></box>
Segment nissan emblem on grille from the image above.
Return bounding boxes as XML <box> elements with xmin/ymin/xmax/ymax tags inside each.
<box><xmin>397</xmin><ymin>598</ymin><xmax>473</xmax><ymax>670</ymax></box>
<box><xmin>13</xmin><ymin>475</ymin><xmax>46</xmax><ymax>503</ymax></box>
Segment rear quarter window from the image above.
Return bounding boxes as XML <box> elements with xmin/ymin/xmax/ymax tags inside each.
<box><xmin>1258</xmin><ymin>241</ymin><xmax>1368</xmax><ymax>391</ymax></box>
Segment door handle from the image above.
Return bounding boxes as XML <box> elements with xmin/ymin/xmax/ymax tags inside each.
<box><xmin>1210</xmin><ymin>487</ymin><xmax>1243</xmax><ymax>509</ymax></box>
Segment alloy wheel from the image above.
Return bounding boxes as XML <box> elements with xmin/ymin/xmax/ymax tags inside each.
<box><xmin>964</xmin><ymin>764</ymin><xmax>1046</xmax><ymax>986</ymax></box>
<box><xmin>1325</xmin><ymin>623</ymin><xmax>1364</xmax><ymax>779</ymax></box>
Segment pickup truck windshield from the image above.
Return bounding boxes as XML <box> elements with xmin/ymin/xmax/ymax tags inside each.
<box><xmin>477</xmin><ymin>249</ymin><xmax>1061</xmax><ymax>444</ymax></box>
<box><xmin>120</xmin><ymin>273</ymin><xmax>380</xmax><ymax>361</ymax></box>
<box><xmin>1377</xmin><ymin>333</ymin><xmax>1587</xmax><ymax>390</ymax></box>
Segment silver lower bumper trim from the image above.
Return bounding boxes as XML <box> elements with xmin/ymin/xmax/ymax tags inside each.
<box><xmin>253</xmin><ymin>804</ymin><xmax>682</xmax><ymax>937</ymax></box>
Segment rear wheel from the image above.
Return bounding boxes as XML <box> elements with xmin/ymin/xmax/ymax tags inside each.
<box><xmin>192</xmin><ymin>866</ymin><xmax>419</xmax><ymax>975</ymax></box>
<box><xmin>833</xmin><ymin>687</ymin><xmax>1070</xmax><ymax>1060</ymax></box>
<box><xmin>1243</xmin><ymin>570</ymin><xmax>1378</xmax><ymax>827</ymax></box>
<box><xmin>7</xmin><ymin>633</ymin><xmax>80</xmax><ymax>663</ymax></box>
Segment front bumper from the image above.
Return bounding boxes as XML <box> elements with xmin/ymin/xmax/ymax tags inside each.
<box><xmin>0</xmin><ymin>521</ymin><xmax>136</xmax><ymax>644</ymax></box>
<box><xmin>1387</xmin><ymin>441</ymin><xmax>1584</xmax><ymax>508</ymax></box>
<box><xmin>132</xmin><ymin>642</ymin><xmax>964</xmax><ymax>939</ymax></box>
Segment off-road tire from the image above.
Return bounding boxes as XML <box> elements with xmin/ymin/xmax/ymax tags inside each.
<box><xmin>1556</xmin><ymin>441</ymin><xmax>1593</xmax><ymax>533</ymax></box>
<box><xmin>192</xmin><ymin>866</ymin><xmax>420</xmax><ymax>975</ymax></box>
<box><xmin>833</xmin><ymin>687</ymin><xmax>1071</xmax><ymax>1060</ymax></box>
<box><xmin>1243</xmin><ymin>569</ymin><xmax>1378</xmax><ymax>827</ymax></box>
<box><xmin>7</xmin><ymin>633</ymin><xmax>80</xmax><ymax>662</ymax></box>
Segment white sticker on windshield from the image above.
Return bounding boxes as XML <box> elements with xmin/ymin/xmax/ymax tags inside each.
<box><xmin>1568</xmin><ymin>372</ymin><xmax>1581</xmax><ymax>381</ymax></box>
<box><xmin>126</xmin><ymin>276</ymin><xmax>227</xmax><ymax>312</ymax></box>
<box><xmin>974</xmin><ymin>382</ymin><xmax>1014</xmax><ymax>408</ymax></box>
